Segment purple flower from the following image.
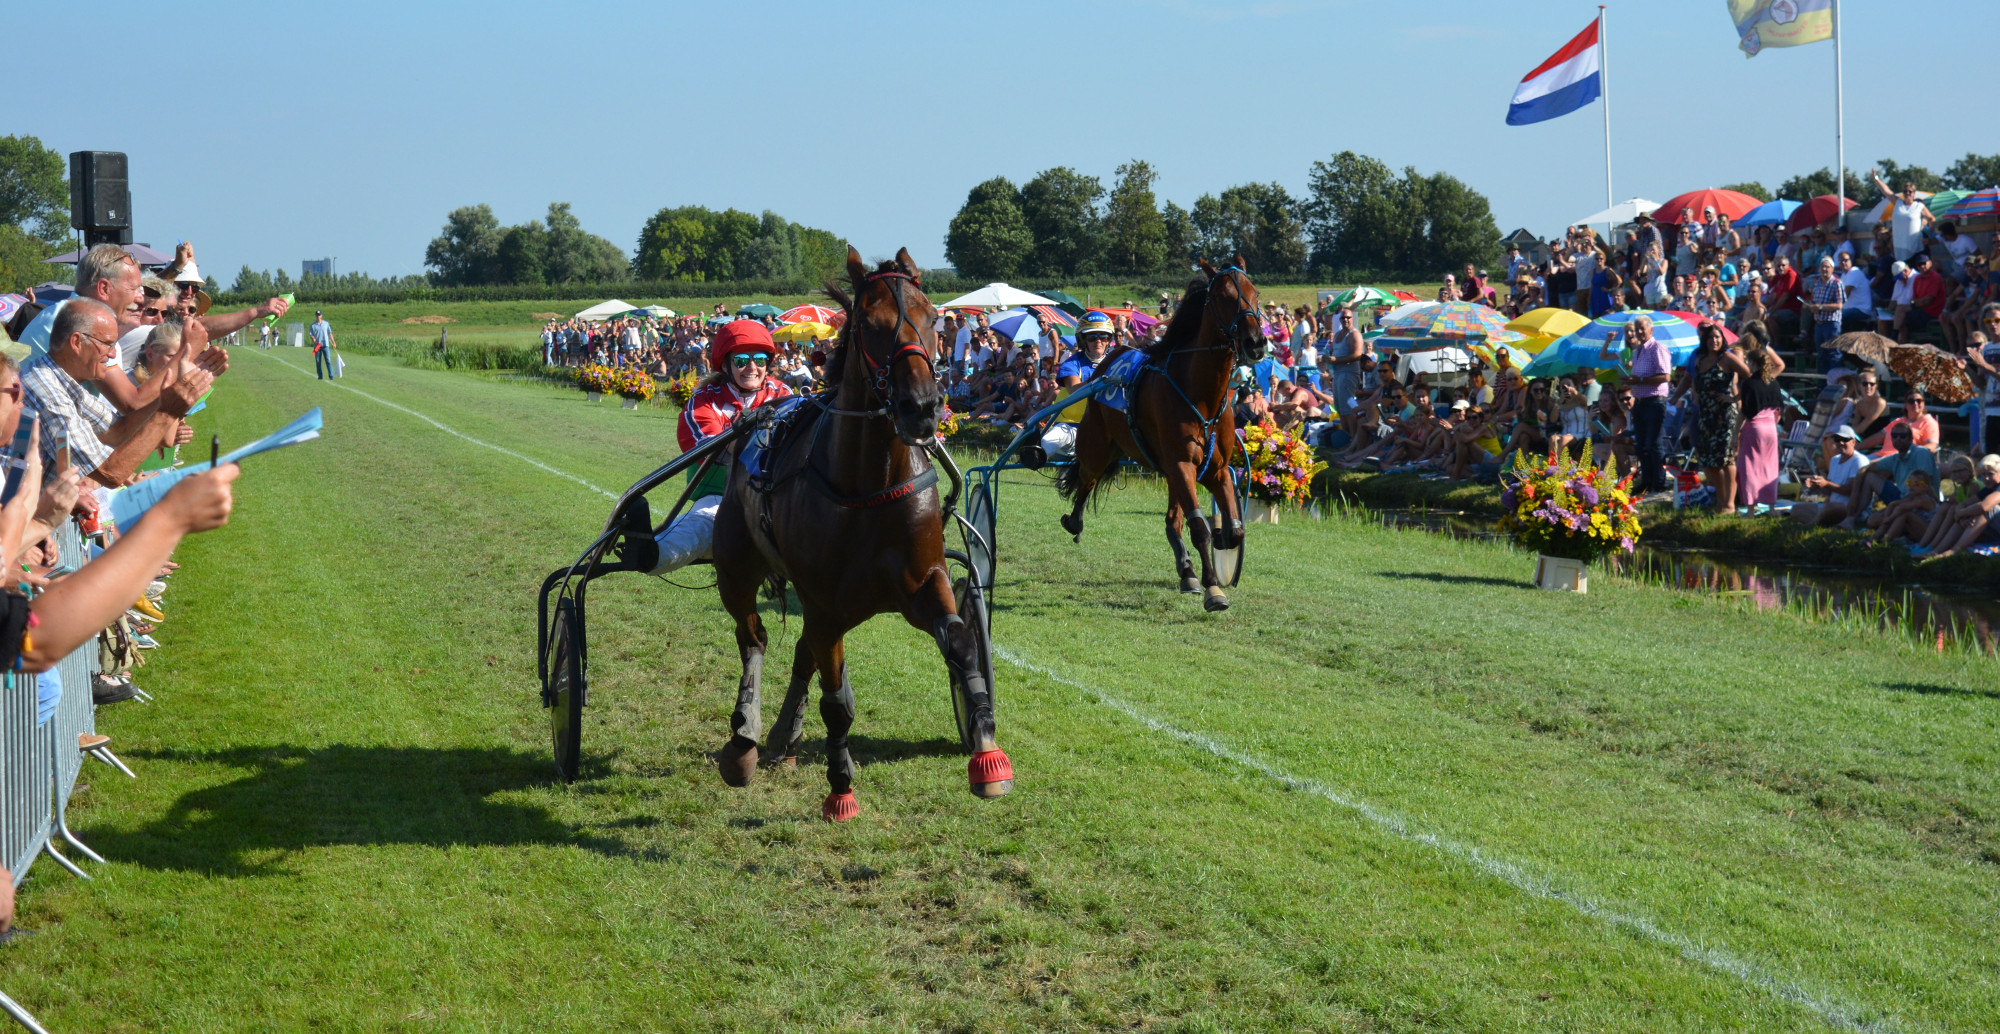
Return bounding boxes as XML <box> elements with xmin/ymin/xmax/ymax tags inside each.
<box><xmin>1569</xmin><ymin>513</ymin><xmax>1589</xmax><ymax>531</ymax></box>
<box><xmin>1619</xmin><ymin>536</ymin><xmax>1635</xmax><ymax>552</ymax></box>
<box><xmin>1500</xmin><ymin>490</ymin><xmax>1517</xmax><ymax>509</ymax></box>
<box><xmin>1576</xmin><ymin>485</ymin><xmax>1599</xmax><ymax>506</ymax></box>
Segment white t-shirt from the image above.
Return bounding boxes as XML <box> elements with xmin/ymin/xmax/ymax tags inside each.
<box><xmin>1892</xmin><ymin>271</ymin><xmax>1915</xmax><ymax>306</ymax></box>
<box><xmin>1890</xmin><ymin>197</ymin><xmax>1926</xmax><ymax>258</ymax></box>
<box><xmin>114</xmin><ymin>325</ymin><xmax>150</xmax><ymax>372</ymax></box>
<box><xmin>1839</xmin><ymin>268</ymin><xmax>1873</xmax><ymax>313</ymax></box>
<box><xmin>1944</xmin><ymin>234</ymin><xmax>1978</xmax><ymax>264</ymax></box>
<box><xmin>1828</xmin><ymin>450</ymin><xmax>1870</xmax><ymax>505</ymax></box>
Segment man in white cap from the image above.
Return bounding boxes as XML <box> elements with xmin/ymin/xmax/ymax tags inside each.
<box><xmin>1789</xmin><ymin>424</ymin><xmax>1870</xmax><ymax>527</ymax></box>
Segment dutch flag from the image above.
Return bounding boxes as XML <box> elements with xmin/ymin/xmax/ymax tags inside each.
<box><xmin>1506</xmin><ymin>19</ymin><xmax>1602</xmax><ymax>126</ymax></box>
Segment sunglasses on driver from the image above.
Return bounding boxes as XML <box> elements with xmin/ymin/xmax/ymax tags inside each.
<box><xmin>729</xmin><ymin>353</ymin><xmax>772</xmax><ymax>370</ymax></box>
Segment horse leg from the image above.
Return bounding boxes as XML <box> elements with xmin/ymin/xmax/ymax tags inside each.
<box><xmin>1061</xmin><ymin>408</ymin><xmax>1116</xmax><ymax>540</ymax></box>
<box><xmin>1167</xmin><ymin>464</ymin><xmax>1228</xmax><ymax>611</ymax></box>
<box><xmin>1206</xmin><ymin>462</ymin><xmax>1245</xmax><ymax>551</ymax></box>
<box><xmin>761</xmin><ymin>636</ymin><xmax>812</xmax><ymax>769</ymax></box>
<box><xmin>713</xmin><ymin>501</ymin><xmax>767</xmax><ymax>787</ymax></box>
<box><xmin>1166</xmin><ymin>501</ymin><xmax>1199</xmax><ymax>594</ymax></box>
<box><xmin>810</xmin><ymin>628</ymin><xmax>860</xmax><ymax>822</ymax></box>
<box><xmin>907</xmin><ymin>569</ymin><xmax>1012</xmax><ymax>798</ymax></box>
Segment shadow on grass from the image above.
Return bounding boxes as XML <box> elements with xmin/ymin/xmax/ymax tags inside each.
<box><xmin>85</xmin><ymin>744</ymin><xmax>647</xmax><ymax>876</ymax></box>
<box><xmin>1373</xmin><ymin>571</ymin><xmax>1529</xmax><ymax>589</ymax></box>
<box><xmin>1882</xmin><ymin>681</ymin><xmax>2000</xmax><ymax>701</ymax></box>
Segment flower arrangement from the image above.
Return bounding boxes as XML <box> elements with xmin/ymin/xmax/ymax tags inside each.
<box><xmin>663</xmin><ymin>370</ymin><xmax>698</xmax><ymax>408</ymax></box>
<box><xmin>937</xmin><ymin>405</ymin><xmax>963</xmax><ymax>439</ymax></box>
<box><xmin>613</xmin><ymin>367</ymin><xmax>656</xmax><ymax>402</ymax></box>
<box><xmin>577</xmin><ymin>364</ymin><xmax>617</xmax><ymax>395</ymax></box>
<box><xmin>1498</xmin><ymin>450</ymin><xmax>1642</xmax><ymax>562</ymax></box>
<box><xmin>1241</xmin><ymin>425</ymin><xmax>1325</xmax><ymax>507</ymax></box>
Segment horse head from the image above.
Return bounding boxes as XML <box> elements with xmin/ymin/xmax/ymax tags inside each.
<box><xmin>1198</xmin><ymin>255</ymin><xmax>1268</xmax><ymax>366</ymax></box>
<box><xmin>827</xmin><ymin>246</ymin><xmax>944</xmax><ymax>446</ymax></box>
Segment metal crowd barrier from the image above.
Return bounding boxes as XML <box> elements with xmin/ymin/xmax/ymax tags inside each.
<box><xmin>0</xmin><ymin>519</ymin><xmax>125</xmax><ymax>1033</ymax></box>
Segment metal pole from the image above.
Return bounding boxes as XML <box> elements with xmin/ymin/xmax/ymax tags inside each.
<box><xmin>1599</xmin><ymin>6</ymin><xmax>1613</xmax><ymax>235</ymax></box>
<box><xmin>1833</xmin><ymin>0</ymin><xmax>1845</xmax><ymax>223</ymax></box>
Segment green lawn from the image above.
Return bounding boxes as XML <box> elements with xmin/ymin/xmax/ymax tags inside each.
<box><xmin>5</xmin><ymin>349</ymin><xmax>1994</xmax><ymax>1031</ymax></box>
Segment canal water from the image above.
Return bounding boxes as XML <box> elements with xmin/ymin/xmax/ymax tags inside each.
<box><xmin>1361</xmin><ymin>507</ymin><xmax>2000</xmax><ymax>654</ymax></box>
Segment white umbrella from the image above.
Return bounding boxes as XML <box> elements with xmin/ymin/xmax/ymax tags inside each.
<box><xmin>1572</xmin><ymin>197</ymin><xmax>1661</xmax><ymax>228</ymax></box>
<box><xmin>937</xmin><ymin>283</ymin><xmax>1057</xmax><ymax>309</ymax></box>
<box><xmin>639</xmin><ymin>305</ymin><xmax>675</xmax><ymax>318</ymax></box>
<box><xmin>574</xmin><ymin>298</ymin><xmax>635</xmax><ymax>321</ymax></box>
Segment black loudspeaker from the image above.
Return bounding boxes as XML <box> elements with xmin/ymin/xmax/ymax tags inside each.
<box><xmin>69</xmin><ymin>151</ymin><xmax>130</xmax><ymax>231</ymax></box>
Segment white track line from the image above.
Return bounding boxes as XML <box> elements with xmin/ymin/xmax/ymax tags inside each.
<box><xmin>247</xmin><ymin>349</ymin><xmax>617</xmax><ymax>499</ymax></box>
<box><xmin>253</xmin><ymin>351</ymin><xmax>1905</xmax><ymax>1033</ymax></box>
<box><xmin>994</xmin><ymin>645</ymin><xmax>1901</xmax><ymax>1034</ymax></box>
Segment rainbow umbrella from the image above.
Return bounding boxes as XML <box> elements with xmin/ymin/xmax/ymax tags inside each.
<box><xmin>779</xmin><ymin>303</ymin><xmax>839</xmax><ymax>325</ymax></box>
<box><xmin>1542</xmin><ymin>310</ymin><xmax>1699</xmax><ymax>372</ymax></box>
<box><xmin>1378</xmin><ymin>301</ymin><xmax>1523</xmax><ymax>346</ymax></box>
<box><xmin>1944</xmin><ymin>187</ymin><xmax>2000</xmax><ymax>220</ymax></box>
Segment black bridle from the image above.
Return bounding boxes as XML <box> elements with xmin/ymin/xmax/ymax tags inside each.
<box><xmin>1203</xmin><ymin>266</ymin><xmax>1264</xmax><ymax>364</ymax></box>
<box><xmin>843</xmin><ymin>269</ymin><xmax>937</xmax><ymax>409</ymax></box>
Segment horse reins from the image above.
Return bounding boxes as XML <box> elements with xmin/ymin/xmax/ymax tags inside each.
<box><xmin>1138</xmin><ymin>266</ymin><xmax>1262</xmax><ymax>479</ymax></box>
<box><xmin>844</xmin><ymin>269</ymin><xmax>936</xmax><ymax>409</ymax></box>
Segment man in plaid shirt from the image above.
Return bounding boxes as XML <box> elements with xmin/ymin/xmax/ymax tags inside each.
<box><xmin>23</xmin><ymin>300</ymin><xmax>212</xmax><ymax>487</ymax></box>
<box><xmin>1807</xmin><ymin>255</ymin><xmax>1848</xmax><ymax>373</ymax></box>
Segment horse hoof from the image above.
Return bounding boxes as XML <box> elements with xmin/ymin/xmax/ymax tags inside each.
<box><xmin>1060</xmin><ymin>514</ymin><xmax>1083</xmax><ymax>539</ymax></box>
<box><xmin>822</xmin><ymin>791</ymin><xmax>859</xmax><ymax>823</ymax></box>
<box><xmin>1203</xmin><ymin>587</ymin><xmax>1230</xmax><ymax>612</ymax></box>
<box><xmin>1179</xmin><ymin>576</ymin><xmax>1201</xmax><ymax>594</ymax></box>
<box><xmin>969</xmin><ymin>749</ymin><xmax>1014</xmax><ymax>799</ymax></box>
<box><xmin>717</xmin><ymin>737</ymin><xmax>758</xmax><ymax>787</ymax></box>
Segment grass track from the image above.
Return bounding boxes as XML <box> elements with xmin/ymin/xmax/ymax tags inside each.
<box><xmin>4</xmin><ymin>349</ymin><xmax>1996</xmax><ymax>1032</ymax></box>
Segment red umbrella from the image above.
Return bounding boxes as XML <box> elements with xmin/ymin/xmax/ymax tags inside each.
<box><xmin>1661</xmin><ymin>311</ymin><xmax>1736</xmax><ymax>344</ymax></box>
<box><xmin>1392</xmin><ymin>289</ymin><xmax>1421</xmax><ymax>302</ymax></box>
<box><xmin>779</xmin><ymin>303</ymin><xmax>838</xmax><ymax>325</ymax></box>
<box><xmin>1653</xmin><ymin>189</ymin><xmax>1763</xmax><ymax>225</ymax></box>
<box><xmin>1784</xmin><ymin>194</ymin><xmax>1857</xmax><ymax>233</ymax></box>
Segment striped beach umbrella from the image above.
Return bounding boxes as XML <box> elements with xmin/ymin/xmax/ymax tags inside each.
<box><xmin>1378</xmin><ymin>301</ymin><xmax>1523</xmax><ymax>344</ymax></box>
<box><xmin>778</xmin><ymin>303</ymin><xmax>839</xmax><ymax>325</ymax></box>
<box><xmin>1944</xmin><ymin>187</ymin><xmax>2000</xmax><ymax>220</ymax></box>
<box><xmin>1544</xmin><ymin>310</ymin><xmax>1699</xmax><ymax>371</ymax></box>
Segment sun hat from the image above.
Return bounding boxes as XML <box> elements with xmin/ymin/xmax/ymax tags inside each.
<box><xmin>172</xmin><ymin>261</ymin><xmax>204</xmax><ymax>285</ymax></box>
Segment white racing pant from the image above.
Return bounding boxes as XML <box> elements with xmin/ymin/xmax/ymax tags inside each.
<box><xmin>651</xmin><ymin>494</ymin><xmax>722</xmax><ymax>574</ymax></box>
<box><xmin>1041</xmin><ymin>422</ymin><xmax>1079</xmax><ymax>460</ymax></box>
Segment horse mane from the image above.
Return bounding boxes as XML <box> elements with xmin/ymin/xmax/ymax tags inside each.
<box><xmin>1141</xmin><ymin>276</ymin><xmax>1210</xmax><ymax>359</ymax></box>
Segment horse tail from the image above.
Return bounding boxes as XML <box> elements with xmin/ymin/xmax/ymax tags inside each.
<box><xmin>1054</xmin><ymin>461</ymin><xmax>1082</xmax><ymax>503</ymax></box>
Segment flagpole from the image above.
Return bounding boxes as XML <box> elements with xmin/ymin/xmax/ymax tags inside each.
<box><xmin>1833</xmin><ymin>0</ymin><xmax>1845</xmax><ymax>220</ymax></box>
<box><xmin>1599</xmin><ymin>5</ymin><xmax>1613</xmax><ymax>234</ymax></box>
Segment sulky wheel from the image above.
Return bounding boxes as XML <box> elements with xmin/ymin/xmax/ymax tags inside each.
<box><xmin>547</xmin><ymin>596</ymin><xmax>586</xmax><ymax>782</ymax></box>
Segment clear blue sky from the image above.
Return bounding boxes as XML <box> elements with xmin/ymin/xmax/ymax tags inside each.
<box><xmin>13</xmin><ymin>0</ymin><xmax>1994</xmax><ymax>281</ymax></box>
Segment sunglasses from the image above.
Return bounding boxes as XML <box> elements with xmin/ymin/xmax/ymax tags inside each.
<box><xmin>729</xmin><ymin>353</ymin><xmax>771</xmax><ymax>369</ymax></box>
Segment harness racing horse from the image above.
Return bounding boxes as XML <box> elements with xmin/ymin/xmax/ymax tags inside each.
<box><xmin>1056</xmin><ymin>258</ymin><xmax>1269</xmax><ymax>612</ymax></box>
<box><xmin>710</xmin><ymin>247</ymin><xmax>1011</xmax><ymax>822</ymax></box>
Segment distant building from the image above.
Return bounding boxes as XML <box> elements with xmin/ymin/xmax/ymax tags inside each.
<box><xmin>1499</xmin><ymin>228</ymin><xmax>1549</xmax><ymax>267</ymax></box>
<box><xmin>301</xmin><ymin>257</ymin><xmax>335</xmax><ymax>278</ymax></box>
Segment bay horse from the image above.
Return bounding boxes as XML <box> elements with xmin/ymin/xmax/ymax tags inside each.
<box><xmin>1056</xmin><ymin>258</ymin><xmax>1268</xmax><ymax>611</ymax></box>
<box><xmin>709</xmin><ymin>247</ymin><xmax>1010</xmax><ymax>822</ymax></box>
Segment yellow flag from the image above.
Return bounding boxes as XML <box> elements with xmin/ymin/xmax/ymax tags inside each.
<box><xmin>1728</xmin><ymin>0</ymin><xmax>1833</xmax><ymax>57</ymax></box>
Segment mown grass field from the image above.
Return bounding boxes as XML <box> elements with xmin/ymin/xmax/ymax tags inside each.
<box><xmin>5</xmin><ymin>350</ymin><xmax>1996</xmax><ymax>1031</ymax></box>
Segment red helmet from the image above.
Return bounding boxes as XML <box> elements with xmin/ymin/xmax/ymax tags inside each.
<box><xmin>709</xmin><ymin>320</ymin><xmax>776</xmax><ymax>372</ymax></box>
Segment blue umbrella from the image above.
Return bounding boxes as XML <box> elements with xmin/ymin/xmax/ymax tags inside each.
<box><xmin>1734</xmin><ymin>198</ymin><xmax>1802</xmax><ymax>228</ymax></box>
<box><xmin>1546</xmin><ymin>310</ymin><xmax>1700</xmax><ymax>372</ymax></box>
<box><xmin>987</xmin><ymin>308</ymin><xmax>1048</xmax><ymax>344</ymax></box>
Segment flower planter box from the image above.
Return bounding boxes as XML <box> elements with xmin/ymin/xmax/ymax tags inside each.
<box><xmin>585</xmin><ymin>391</ymin><xmax>602</xmax><ymax>402</ymax></box>
<box><xmin>1246</xmin><ymin>499</ymin><xmax>1281</xmax><ymax>525</ymax></box>
<box><xmin>1533</xmin><ymin>554</ymin><xmax>1589</xmax><ymax>594</ymax></box>
<box><xmin>621</xmin><ymin>397</ymin><xmax>640</xmax><ymax>410</ymax></box>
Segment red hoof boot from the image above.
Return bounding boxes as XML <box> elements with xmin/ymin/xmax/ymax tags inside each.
<box><xmin>822</xmin><ymin>791</ymin><xmax>859</xmax><ymax>823</ymax></box>
<box><xmin>968</xmin><ymin>749</ymin><xmax>1014</xmax><ymax>799</ymax></box>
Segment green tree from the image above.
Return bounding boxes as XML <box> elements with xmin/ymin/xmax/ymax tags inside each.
<box><xmin>1191</xmin><ymin>183</ymin><xmax>1305</xmax><ymax>274</ymax></box>
<box><xmin>1160</xmin><ymin>201</ymin><xmax>1196</xmax><ymax>271</ymax></box>
<box><xmin>1304</xmin><ymin>151</ymin><xmax>1408</xmax><ymax>273</ymax></box>
<box><xmin>944</xmin><ymin>177</ymin><xmax>1032</xmax><ymax>280</ymax></box>
<box><xmin>1721</xmin><ymin>181</ymin><xmax>1771</xmax><ymax>202</ymax></box>
<box><xmin>1870</xmin><ymin>158</ymin><xmax>1943</xmax><ymax>193</ymax></box>
<box><xmin>1019</xmin><ymin>167</ymin><xmax>1105</xmax><ymax>278</ymax></box>
<box><xmin>494</xmin><ymin>221</ymin><xmax>548</xmax><ymax>285</ymax></box>
<box><xmin>797</xmin><ymin>227</ymin><xmax>847</xmax><ymax>283</ymax></box>
<box><xmin>1775</xmin><ymin>167</ymin><xmax>1868</xmax><ymax>200</ymax></box>
<box><xmin>0</xmin><ymin>135</ymin><xmax>68</xmax><ymax>243</ymax></box>
<box><xmin>0</xmin><ymin>225</ymin><xmax>52</xmax><ymax>294</ymax></box>
<box><xmin>540</xmin><ymin>202</ymin><xmax>626</xmax><ymax>283</ymax></box>
<box><xmin>230</xmin><ymin>264</ymin><xmax>276</xmax><ymax>295</ymax></box>
<box><xmin>1102</xmin><ymin>160</ymin><xmax>1166</xmax><ymax>276</ymax></box>
<box><xmin>1943</xmin><ymin>153</ymin><xmax>2000</xmax><ymax>191</ymax></box>
<box><xmin>424</xmin><ymin>204</ymin><xmax>502</xmax><ymax>286</ymax></box>
<box><xmin>634</xmin><ymin>206</ymin><xmax>714</xmax><ymax>280</ymax></box>
<box><xmin>1399</xmin><ymin>170</ymin><xmax>1501</xmax><ymax>275</ymax></box>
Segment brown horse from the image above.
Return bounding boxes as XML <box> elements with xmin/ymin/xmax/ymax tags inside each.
<box><xmin>1056</xmin><ymin>259</ymin><xmax>1268</xmax><ymax>611</ymax></box>
<box><xmin>709</xmin><ymin>247</ymin><xmax>1011</xmax><ymax>822</ymax></box>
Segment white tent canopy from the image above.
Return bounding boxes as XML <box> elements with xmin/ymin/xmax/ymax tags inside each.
<box><xmin>937</xmin><ymin>283</ymin><xmax>1055</xmax><ymax>309</ymax></box>
<box><xmin>1573</xmin><ymin>198</ymin><xmax>1661</xmax><ymax>228</ymax></box>
<box><xmin>573</xmin><ymin>298</ymin><xmax>635</xmax><ymax>321</ymax></box>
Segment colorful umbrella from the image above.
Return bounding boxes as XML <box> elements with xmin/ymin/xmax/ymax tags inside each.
<box><xmin>1888</xmin><ymin>344</ymin><xmax>1976</xmax><ymax>405</ymax></box>
<box><xmin>1925</xmin><ymin>189</ymin><xmax>1972</xmax><ymax>217</ymax></box>
<box><xmin>0</xmin><ymin>294</ymin><xmax>22</xmax><ymax>324</ymax></box>
<box><xmin>1545</xmin><ymin>310</ymin><xmax>1699</xmax><ymax>371</ymax></box>
<box><xmin>1733</xmin><ymin>198</ymin><xmax>1802</xmax><ymax>228</ymax></box>
<box><xmin>737</xmin><ymin>303</ymin><xmax>783</xmax><ymax>318</ymax></box>
<box><xmin>1028</xmin><ymin>304</ymin><xmax>1076</xmax><ymax>329</ymax></box>
<box><xmin>1829</xmin><ymin>331</ymin><xmax>1894</xmax><ymax>365</ymax></box>
<box><xmin>1505</xmin><ymin>307</ymin><xmax>1589</xmax><ymax>341</ymax></box>
<box><xmin>779</xmin><ymin>303</ymin><xmax>838</xmax><ymax>325</ymax></box>
<box><xmin>1944</xmin><ymin>187</ymin><xmax>2000</xmax><ymax>220</ymax></box>
<box><xmin>1378</xmin><ymin>301</ymin><xmax>1523</xmax><ymax>344</ymax></box>
<box><xmin>1660</xmin><ymin>311</ymin><xmax>1735</xmax><ymax>344</ymax></box>
<box><xmin>1091</xmin><ymin>307</ymin><xmax>1160</xmax><ymax>331</ymax></box>
<box><xmin>987</xmin><ymin>309</ymin><xmax>1052</xmax><ymax>344</ymax></box>
<box><xmin>1391</xmin><ymin>289</ymin><xmax>1421</xmax><ymax>302</ymax></box>
<box><xmin>1652</xmin><ymin>188</ymin><xmax>1764</xmax><ymax>224</ymax></box>
<box><xmin>1784</xmin><ymin>194</ymin><xmax>1857</xmax><ymax>233</ymax></box>
<box><xmin>773</xmin><ymin>322</ymin><xmax>837</xmax><ymax>343</ymax></box>
<box><xmin>1861</xmin><ymin>191</ymin><xmax>1931</xmax><ymax>225</ymax></box>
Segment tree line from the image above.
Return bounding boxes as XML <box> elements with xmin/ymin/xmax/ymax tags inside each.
<box><xmin>943</xmin><ymin>153</ymin><xmax>1510</xmax><ymax>282</ymax></box>
<box><xmin>1721</xmin><ymin>154</ymin><xmax>2000</xmax><ymax>207</ymax></box>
